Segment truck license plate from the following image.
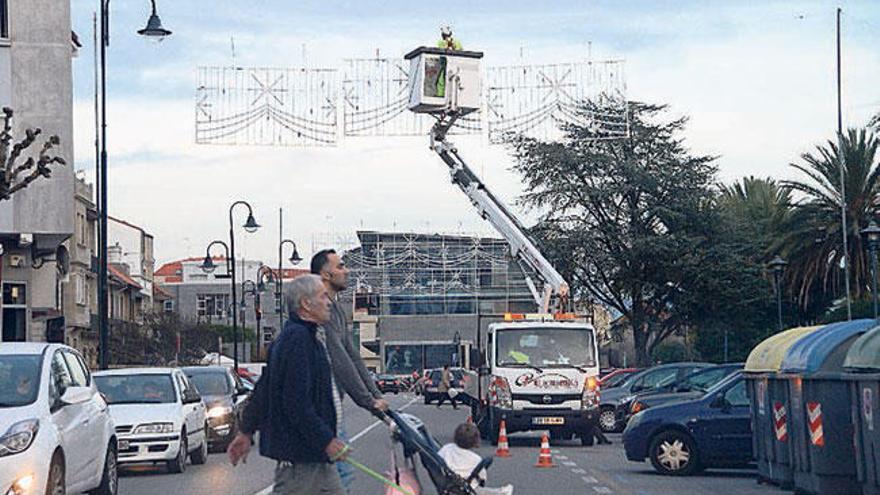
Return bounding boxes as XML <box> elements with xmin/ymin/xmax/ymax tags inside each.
<box><xmin>533</xmin><ymin>417</ymin><xmax>564</xmax><ymax>425</ymax></box>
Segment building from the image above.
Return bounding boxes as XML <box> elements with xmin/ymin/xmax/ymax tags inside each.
<box><xmin>62</xmin><ymin>174</ymin><xmax>98</xmax><ymax>364</ymax></box>
<box><xmin>343</xmin><ymin>231</ymin><xmax>539</xmax><ymax>374</ymax></box>
<box><xmin>109</xmin><ymin>216</ymin><xmax>155</xmax><ymax>318</ymax></box>
<box><xmin>155</xmin><ymin>257</ymin><xmax>307</xmax><ymax>360</ymax></box>
<box><xmin>0</xmin><ymin>1</ymin><xmax>77</xmax><ymax>343</ymax></box>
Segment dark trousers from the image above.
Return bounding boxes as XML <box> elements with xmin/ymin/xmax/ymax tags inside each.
<box><xmin>437</xmin><ymin>392</ymin><xmax>458</xmax><ymax>409</ymax></box>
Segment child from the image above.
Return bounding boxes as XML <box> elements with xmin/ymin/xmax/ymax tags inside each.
<box><xmin>438</xmin><ymin>423</ymin><xmax>487</xmax><ymax>487</ymax></box>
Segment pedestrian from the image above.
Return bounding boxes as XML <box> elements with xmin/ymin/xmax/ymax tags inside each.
<box><xmin>228</xmin><ymin>249</ymin><xmax>389</xmax><ymax>492</ymax></box>
<box><xmin>436</xmin><ymin>364</ymin><xmax>458</xmax><ymax>409</ymax></box>
<box><xmin>248</xmin><ymin>274</ymin><xmax>349</xmax><ymax>494</ymax></box>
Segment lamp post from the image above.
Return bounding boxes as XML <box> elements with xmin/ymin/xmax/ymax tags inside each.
<box><xmin>453</xmin><ymin>331</ymin><xmax>461</xmax><ymax>367</ymax></box>
<box><xmin>241</xmin><ymin>279</ymin><xmax>257</xmax><ymax>360</ymax></box>
<box><xmin>223</xmin><ymin>201</ymin><xmax>260</xmax><ymax>371</ymax></box>
<box><xmin>768</xmin><ymin>256</ymin><xmax>788</xmax><ymax>332</ymax></box>
<box><xmin>97</xmin><ymin>0</ymin><xmax>172</xmax><ymax>370</ymax></box>
<box><xmin>861</xmin><ymin>221</ymin><xmax>880</xmax><ymax>319</ymax></box>
<box><xmin>277</xmin><ymin>239</ymin><xmax>302</xmax><ymax>329</ymax></box>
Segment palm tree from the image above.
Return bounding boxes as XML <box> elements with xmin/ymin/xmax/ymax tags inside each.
<box><xmin>777</xmin><ymin>128</ymin><xmax>880</xmax><ymax>308</ymax></box>
<box><xmin>718</xmin><ymin>176</ymin><xmax>792</xmax><ymax>247</ymax></box>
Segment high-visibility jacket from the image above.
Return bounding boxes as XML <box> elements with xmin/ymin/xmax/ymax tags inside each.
<box><xmin>437</xmin><ymin>38</ymin><xmax>463</xmax><ymax>50</ymax></box>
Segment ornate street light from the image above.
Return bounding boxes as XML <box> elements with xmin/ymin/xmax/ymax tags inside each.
<box><xmin>137</xmin><ymin>0</ymin><xmax>172</xmax><ymax>39</ymax></box>
<box><xmin>862</xmin><ymin>221</ymin><xmax>880</xmax><ymax>319</ymax></box>
<box><xmin>768</xmin><ymin>256</ymin><xmax>788</xmax><ymax>332</ymax></box>
<box><xmin>277</xmin><ymin>239</ymin><xmax>301</xmax><ymax>329</ymax></box>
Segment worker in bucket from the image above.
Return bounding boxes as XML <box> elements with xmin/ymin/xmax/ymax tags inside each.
<box><xmin>437</xmin><ymin>25</ymin><xmax>463</xmax><ymax>50</ymax></box>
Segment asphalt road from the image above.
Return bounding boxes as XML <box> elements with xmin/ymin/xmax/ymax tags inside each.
<box><xmin>117</xmin><ymin>392</ymin><xmax>781</xmax><ymax>495</ymax></box>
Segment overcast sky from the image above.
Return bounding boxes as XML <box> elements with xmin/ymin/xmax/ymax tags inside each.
<box><xmin>68</xmin><ymin>0</ymin><xmax>880</xmax><ymax>268</ymax></box>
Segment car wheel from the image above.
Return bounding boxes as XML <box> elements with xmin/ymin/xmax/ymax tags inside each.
<box><xmin>46</xmin><ymin>453</ymin><xmax>66</xmax><ymax>495</ymax></box>
<box><xmin>649</xmin><ymin>430</ymin><xmax>699</xmax><ymax>476</ymax></box>
<box><xmin>88</xmin><ymin>442</ymin><xmax>118</xmax><ymax>495</ymax></box>
<box><xmin>167</xmin><ymin>433</ymin><xmax>188</xmax><ymax>474</ymax></box>
<box><xmin>598</xmin><ymin>407</ymin><xmax>618</xmax><ymax>433</ymax></box>
<box><xmin>191</xmin><ymin>431</ymin><xmax>208</xmax><ymax>465</ymax></box>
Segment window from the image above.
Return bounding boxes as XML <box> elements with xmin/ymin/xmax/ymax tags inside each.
<box><xmin>62</xmin><ymin>351</ymin><xmax>88</xmax><ymax>387</ymax></box>
<box><xmin>51</xmin><ymin>351</ymin><xmax>73</xmax><ymax>396</ymax></box>
<box><xmin>164</xmin><ymin>300</ymin><xmax>174</xmax><ymax>313</ymax></box>
<box><xmin>724</xmin><ymin>380</ymin><xmax>749</xmax><ymax>407</ymax></box>
<box><xmin>0</xmin><ymin>0</ymin><xmax>8</xmax><ymax>39</ymax></box>
<box><xmin>3</xmin><ymin>283</ymin><xmax>26</xmax><ymax>305</ymax></box>
<box><xmin>75</xmin><ymin>274</ymin><xmax>87</xmax><ymax>306</ymax></box>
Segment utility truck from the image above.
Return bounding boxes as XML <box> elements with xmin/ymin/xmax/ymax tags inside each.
<box><xmin>406</xmin><ymin>46</ymin><xmax>601</xmax><ymax>445</ymax></box>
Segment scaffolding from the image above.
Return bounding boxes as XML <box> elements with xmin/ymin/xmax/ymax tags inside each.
<box><xmin>342</xmin><ymin>231</ymin><xmax>537</xmax><ymax>316</ymax></box>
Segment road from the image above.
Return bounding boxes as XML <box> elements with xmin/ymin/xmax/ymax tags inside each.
<box><xmin>117</xmin><ymin>392</ymin><xmax>780</xmax><ymax>495</ymax></box>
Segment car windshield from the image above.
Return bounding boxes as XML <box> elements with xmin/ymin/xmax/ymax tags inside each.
<box><xmin>496</xmin><ymin>327</ymin><xmax>596</xmax><ymax>368</ymax></box>
<box><xmin>94</xmin><ymin>374</ymin><xmax>176</xmax><ymax>404</ymax></box>
<box><xmin>677</xmin><ymin>367</ymin><xmax>737</xmax><ymax>392</ymax></box>
<box><xmin>0</xmin><ymin>355</ymin><xmax>41</xmax><ymax>407</ymax></box>
<box><xmin>186</xmin><ymin>371</ymin><xmax>231</xmax><ymax>396</ymax></box>
<box><xmin>377</xmin><ymin>375</ymin><xmax>397</xmax><ymax>381</ymax></box>
<box><xmin>602</xmin><ymin>372</ymin><xmax>633</xmax><ymax>389</ymax></box>
<box><xmin>704</xmin><ymin>371</ymin><xmax>742</xmax><ymax>396</ymax></box>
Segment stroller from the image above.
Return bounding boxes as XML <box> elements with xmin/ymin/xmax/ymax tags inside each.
<box><xmin>386</xmin><ymin>410</ymin><xmax>510</xmax><ymax>495</ymax></box>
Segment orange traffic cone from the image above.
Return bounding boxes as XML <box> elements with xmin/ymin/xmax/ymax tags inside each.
<box><xmin>534</xmin><ymin>434</ymin><xmax>555</xmax><ymax>468</ymax></box>
<box><xmin>495</xmin><ymin>420</ymin><xmax>511</xmax><ymax>457</ymax></box>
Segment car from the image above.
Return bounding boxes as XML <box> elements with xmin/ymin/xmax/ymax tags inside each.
<box><xmin>0</xmin><ymin>343</ymin><xmax>118</xmax><ymax>495</ymax></box>
<box><xmin>183</xmin><ymin>366</ymin><xmax>250</xmax><ymax>451</ymax></box>
<box><xmin>375</xmin><ymin>374</ymin><xmax>404</xmax><ymax>394</ymax></box>
<box><xmin>422</xmin><ymin>368</ymin><xmax>466</xmax><ymax>405</ymax></box>
<box><xmin>620</xmin><ymin>363</ymin><xmax>744</xmax><ymax>424</ymax></box>
<box><xmin>623</xmin><ymin>372</ymin><xmax>751</xmax><ymax>476</ymax></box>
<box><xmin>598</xmin><ymin>362</ymin><xmax>712</xmax><ymax>433</ymax></box>
<box><xmin>94</xmin><ymin>367</ymin><xmax>209</xmax><ymax>473</ymax></box>
<box><xmin>598</xmin><ymin>368</ymin><xmax>640</xmax><ymax>389</ymax></box>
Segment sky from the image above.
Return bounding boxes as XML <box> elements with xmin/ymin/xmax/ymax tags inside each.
<box><xmin>68</xmin><ymin>0</ymin><xmax>880</xmax><ymax>268</ymax></box>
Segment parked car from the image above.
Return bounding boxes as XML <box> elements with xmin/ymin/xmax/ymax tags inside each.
<box><xmin>422</xmin><ymin>367</ymin><xmax>465</xmax><ymax>404</ymax></box>
<box><xmin>620</xmin><ymin>363</ymin><xmax>744</xmax><ymax>424</ymax></box>
<box><xmin>94</xmin><ymin>367</ymin><xmax>208</xmax><ymax>473</ymax></box>
<box><xmin>183</xmin><ymin>366</ymin><xmax>250</xmax><ymax>451</ymax></box>
<box><xmin>598</xmin><ymin>362</ymin><xmax>712</xmax><ymax>433</ymax></box>
<box><xmin>0</xmin><ymin>343</ymin><xmax>118</xmax><ymax>495</ymax></box>
<box><xmin>623</xmin><ymin>372</ymin><xmax>751</xmax><ymax>475</ymax></box>
<box><xmin>598</xmin><ymin>368</ymin><xmax>640</xmax><ymax>389</ymax></box>
<box><xmin>375</xmin><ymin>374</ymin><xmax>404</xmax><ymax>394</ymax></box>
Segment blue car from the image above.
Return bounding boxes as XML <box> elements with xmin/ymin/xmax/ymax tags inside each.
<box><xmin>622</xmin><ymin>372</ymin><xmax>751</xmax><ymax>476</ymax></box>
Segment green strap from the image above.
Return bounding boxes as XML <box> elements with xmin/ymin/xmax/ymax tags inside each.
<box><xmin>343</xmin><ymin>457</ymin><xmax>416</xmax><ymax>495</ymax></box>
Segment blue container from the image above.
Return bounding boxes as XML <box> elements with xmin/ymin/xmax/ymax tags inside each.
<box><xmin>844</xmin><ymin>326</ymin><xmax>880</xmax><ymax>495</ymax></box>
<box><xmin>780</xmin><ymin>319</ymin><xmax>878</xmax><ymax>495</ymax></box>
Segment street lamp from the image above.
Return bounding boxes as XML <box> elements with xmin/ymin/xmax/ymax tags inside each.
<box><xmin>98</xmin><ymin>0</ymin><xmax>172</xmax><ymax>370</ymax></box>
<box><xmin>768</xmin><ymin>256</ymin><xmax>788</xmax><ymax>332</ymax></box>
<box><xmin>277</xmin><ymin>239</ymin><xmax>302</xmax><ymax>329</ymax></box>
<box><xmin>453</xmin><ymin>331</ymin><xmax>461</xmax><ymax>367</ymax></box>
<box><xmin>861</xmin><ymin>220</ymin><xmax>880</xmax><ymax>319</ymax></box>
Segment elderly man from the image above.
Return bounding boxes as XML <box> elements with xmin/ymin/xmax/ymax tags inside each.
<box><xmin>229</xmin><ymin>250</ymin><xmax>389</xmax><ymax>491</ymax></box>
<box><xmin>258</xmin><ymin>274</ymin><xmax>349</xmax><ymax>494</ymax></box>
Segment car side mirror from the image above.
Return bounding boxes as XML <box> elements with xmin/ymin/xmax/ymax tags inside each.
<box><xmin>469</xmin><ymin>349</ymin><xmax>485</xmax><ymax>369</ymax></box>
<box><xmin>710</xmin><ymin>395</ymin><xmax>730</xmax><ymax>411</ymax></box>
<box><xmin>184</xmin><ymin>392</ymin><xmax>202</xmax><ymax>404</ymax></box>
<box><xmin>60</xmin><ymin>386</ymin><xmax>93</xmax><ymax>406</ymax></box>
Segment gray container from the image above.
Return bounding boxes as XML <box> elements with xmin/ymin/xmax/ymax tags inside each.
<box><xmin>844</xmin><ymin>326</ymin><xmax>880</xmax><ymax>495</ymax></box>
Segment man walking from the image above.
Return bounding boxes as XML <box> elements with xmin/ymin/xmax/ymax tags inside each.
<box><xmin>260</xmin><ymin>274</ymin><xmax>348</xmax><ymax>494</ymax></box>
<box><xmin>229</xmin><ymin>249</ymin><xmax>389</xmax><ymax>491</ymax></box>
<box><xmin>436</xmin><ymin>365</ymin><xmax>459</xmax><ymax>409</ymax></box>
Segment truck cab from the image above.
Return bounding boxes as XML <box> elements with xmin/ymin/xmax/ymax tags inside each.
<box><xmin>469</xmin><ymin>315</ymin><xmax>601</xmax><ymax>446</ymax></box>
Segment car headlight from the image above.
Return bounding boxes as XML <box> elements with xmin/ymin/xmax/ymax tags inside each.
<box><xmin>133</xmin><ymin>422</ymin><xmax>174</xmax><ymax>435</ymax></box>
<box><xmin>0</xmin><ymin>419</ymin><xmax>39</xmax><ymax>457</ymax></box>
<box><xmin>207</xmin><ymin>405</ymin><xmax>233</xmax><ymax>419</ymax></box>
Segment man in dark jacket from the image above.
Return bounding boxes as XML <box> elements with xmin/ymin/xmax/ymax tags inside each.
<box><xmin>259</xmin><ymin>274</ymin><xmax>348</xmax><ymax>494</ymax></box>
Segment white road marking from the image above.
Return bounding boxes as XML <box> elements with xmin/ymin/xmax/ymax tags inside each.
<box><xmin>562</xmin><ymin>461</ymin><xmax>577</xmax><ymax>467</ymax></box>
<box><xmin>593</xmin><ymin>487</ymin><xmax>613</xmax><ymax>494</ymax></box>
<box><xmin>571</xmin><ymin>467</ymin><xmax>586</xmax><ymax>474</ymax></box>
<box><xmin>582</xmin><ymin>476</ymin><xmax>598</xmax><ymax>484</ymax></box>
<box><xmin>252</xmin><ymin>395</ymin><xmax>418</xmax><ymax>495</ymax></box>
<box><xmin>556</xmin><ymin>455</ymin><xmax>569</xmax><ymax>460</ymax></box>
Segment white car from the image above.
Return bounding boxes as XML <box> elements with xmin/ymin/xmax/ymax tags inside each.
<box><xmin>93</xmin><ymin>368</ymin><xmax>208</xmax><ymax>473</ymax></box>
<box><xmin>0</xmin><ymin>343</ymin><xmax>118</xmax><ymax>495</ymax></box>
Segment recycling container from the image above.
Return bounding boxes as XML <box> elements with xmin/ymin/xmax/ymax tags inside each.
<box><xmin>780</xmin><ymin>319</ymin><xmax>878</xmax><ymax>495</ymax></box>
<box><xmin>745</xmin><ymin>326</ymin><xmax>820</xmax><ymax>487</ymax></box>
<box><xmin>844</xmin><ymin>326</ymin><xmax>880</xmax><ymax>495</ymax></box>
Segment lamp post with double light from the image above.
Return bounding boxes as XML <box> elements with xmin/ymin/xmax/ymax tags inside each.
<box><xmin>97</xmin><ymin>0</ymin><xmax>172</xmax><ymax>370</ymax></box>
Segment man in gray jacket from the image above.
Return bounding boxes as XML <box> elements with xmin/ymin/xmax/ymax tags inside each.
<box><xmin>229</xmin><ymin>249</ymin><xmax>389</xmax><ymax>491</ymax></box>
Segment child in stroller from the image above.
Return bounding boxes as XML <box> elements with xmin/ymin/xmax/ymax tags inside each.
<box><xmin>387</xmin><ymin>411</ymin><xmax>513</xmax><ymax>495</ymax></box>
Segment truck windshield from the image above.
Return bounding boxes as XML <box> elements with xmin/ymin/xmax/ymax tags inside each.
<box><xmin>496</xmin><ymin>327</ymin><xmax>596</xmax><ymax>368</ymax></box>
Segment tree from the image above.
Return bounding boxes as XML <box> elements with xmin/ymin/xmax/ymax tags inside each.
<box><xmin>776</xmin><ymin>128</ymin><xmax>880</xmax><ymax>309</ymax></box>
<box><xmin>513</xmin><ymin>102</ymin><xmax>726</xmax><ymax>366</ymax></box>
<box><xmin>0</xmin><ymin>107</ymin><xmax>66</xmax><ymax>201</ymax></box>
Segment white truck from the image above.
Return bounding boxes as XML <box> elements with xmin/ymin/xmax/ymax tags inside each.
<box><xmin>406</xmin><ymin>46</ymin><xmax>602</xmax><ymax>445</ymax></box>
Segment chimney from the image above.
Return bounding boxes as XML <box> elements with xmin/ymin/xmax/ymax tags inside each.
<box><xmin>108</xmin><ymin>243</ymin><xmax>123</xmax><ymax>265</ymax></box>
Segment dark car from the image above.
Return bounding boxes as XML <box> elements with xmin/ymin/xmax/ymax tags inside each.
<box><xmin>183</xmin><ymin>366</ymin><xmax>250</xmax><ymax>450</ymax></box>
<box><xmin>599</xmin><ymin>368</ymin><xmax>640</xmax><ymax>389</ymax></box>
<box><xmin>375</xmin><ymin>374</ymin><xmax>404</xmax><ymax>394</ymax></box>
<box><xmin>422</xmin><ymin>368</ymin><xmax>465</xmax><ymax>404</ymax></box>
<box><xmin>623</xmin><ymin>372</ymin><xmax>751</xmax><ymax>476</ymax></box>
<box><xmin>598</xmin><ymin>362</ymin><xmax>712</xmax><ymax>433</ymax></box>
<box><xmin>620</xmin><ymin>363</ymin><xmax>744</xmax><ymax>424</ymax></box>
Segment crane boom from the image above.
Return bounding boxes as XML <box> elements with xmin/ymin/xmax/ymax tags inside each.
<box><xmin>429</xmin><ymin>114</ymin><xmax>569</xmax><ymax>313</ymax></box>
